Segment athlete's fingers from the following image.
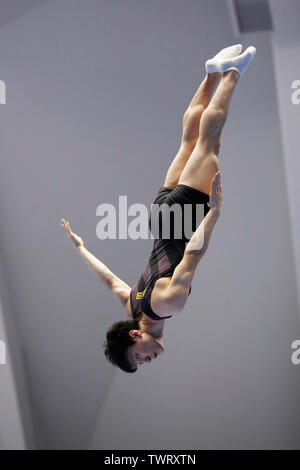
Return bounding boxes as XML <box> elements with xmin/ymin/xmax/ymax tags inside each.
<box><xmin>213</xmin><ymin>173</ymin><xmax>220</xmax><ymax>190</ymax></box>
<box><xmin>210</xmin><ymin>172</ymin><xmax>220</xmax><ymax>198</ymax></box>
<box><xmin>217</xmin><ymin>174</ymin><xmax>221</xmax><ymax>191</ymax></box>
<box><xmin>64</xmin><ymin>221</ymin><xmax>71</xmax><ymax>235</ymax></box>
<box><xmin>61</xmin><ymin>219</ymin><xmax>73</xmax><ymax>239</ymax></box>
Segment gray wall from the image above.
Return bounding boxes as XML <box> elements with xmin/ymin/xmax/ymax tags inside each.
<box><xmin>0</xmin><ymin>0</ymin><xmax>299</xmax><ymax>449</ymax></box>
<box><xmin>270</xmin><ymin>0</ymin><xmax>300</xmax><ymax>321</ymax></box>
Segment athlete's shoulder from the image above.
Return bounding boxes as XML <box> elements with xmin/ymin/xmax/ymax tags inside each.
<box><xmin>150</xmin><ymin>277</ymin><xmax>178</xmax><ymax>318</ymax></box>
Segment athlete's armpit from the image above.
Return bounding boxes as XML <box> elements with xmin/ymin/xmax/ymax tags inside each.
<box><xmin>162</xmin><ymin>283</ymin><xmax>191</xmax><ymax>315</ymax></box>
<box><xmin>110</xmin><ymin>276</ymin><xmax>131</xmax><ymax>308</ymax></box>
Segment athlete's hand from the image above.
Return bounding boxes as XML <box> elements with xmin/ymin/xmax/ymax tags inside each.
<box><xmin>60</xmin><ymin>218</ymin><xmax>84</xmax><ymax>249</ymax></box>
<box><xmin>208</xmin><ymin>171</ymin><xmax>222</xmax><ymax>212</ymax></box>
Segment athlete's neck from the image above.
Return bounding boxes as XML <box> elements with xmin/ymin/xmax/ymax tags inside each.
<box><xmin>138</xmin><ymin>315</ymin><xmax>165</xmax><ymax>340</ymax></box>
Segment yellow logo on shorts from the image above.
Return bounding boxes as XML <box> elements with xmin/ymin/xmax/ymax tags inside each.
<box><xmin>136</xmin><ymin>289</ymin><xmax>146</xmax><ymax>300</ymax></box>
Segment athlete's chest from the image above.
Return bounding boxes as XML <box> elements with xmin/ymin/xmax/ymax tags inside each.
<box><xmin>127</xmin><ymin>276</ymin><xmax>173</xmax><ymax>319</ymax></box>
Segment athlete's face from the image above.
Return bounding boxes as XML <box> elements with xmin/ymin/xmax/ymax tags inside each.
<box><xmin>127</xmin><ymin>330</ymin><xmax>164</xmax><ymax>366</ymax></box>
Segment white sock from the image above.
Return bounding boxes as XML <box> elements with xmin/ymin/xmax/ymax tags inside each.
<box><xmin>220</xmin><ymin>46</ymin><xmax>256</xmax><ymax>77</ymax></box>
<box><xmin>205</xmin><ymin>44</ymin><xmax>243</xmax><ymax>74</ymax></box>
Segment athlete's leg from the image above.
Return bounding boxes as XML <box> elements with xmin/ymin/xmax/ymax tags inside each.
<box><xmin>163</xmin><ymin>72</ymin><xmax>220</xmax><ymax>189</ymax></box>
<box><xmin>163</xmin><ymin>44</ymin><xmax>244</xmax><ymax>189</ymax></box>
<box><xmin>178</xmin><ymin>45</ymin><xmax>256</xmax><ymax>194</ymax></box>
<box><xmin>178</xmin><ymin>70</ymin><xmax>239</xmax><ymax>194</ymax></box>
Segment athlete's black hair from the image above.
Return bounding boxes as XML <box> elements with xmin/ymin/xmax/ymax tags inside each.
<box><xmin>103</xmin><ymin>319</ymin><xmax>139</xmax><ymax>373</ymax></box>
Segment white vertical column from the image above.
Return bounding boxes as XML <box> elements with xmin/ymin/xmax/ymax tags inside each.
<box><xmin>0</xmin><ymin>299</ymin><xmax>26</xmax><ymax>449</ymax></box>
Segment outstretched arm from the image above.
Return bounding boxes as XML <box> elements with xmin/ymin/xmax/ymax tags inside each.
<box><xmin>185</xmin><ymin>170</ymin><xmax>222</xmax><ymax>255</ymax></box>
<box><xmin>60</xmin><ymin>219</ymin><xmax>130</xmax><ymax>307</ymax></box>
<box><xmin>166</xmin><ymin>171</ymin><xmax>222</xmax><ymax>302</ymax></box>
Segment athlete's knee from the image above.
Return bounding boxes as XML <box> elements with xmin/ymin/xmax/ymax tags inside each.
<box><xmin>183</xmin><ymin>105</ymin><xmax>205</xmax><ymax>126</ymax></box>
<box><xmin>200</xmin><ymin>105</ymin><xmax>225</xmax><ymax>138</ymax></box>
<box><xmin>181</xmin><ymin>105</ymin><xmax>205</xmax><ymax>146</ymax></box>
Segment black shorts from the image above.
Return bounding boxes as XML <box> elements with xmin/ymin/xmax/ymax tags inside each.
<box><xmin>149</xmin><ymin>184</ymin><xmax>210</xmax><ymax>242</ymax></box>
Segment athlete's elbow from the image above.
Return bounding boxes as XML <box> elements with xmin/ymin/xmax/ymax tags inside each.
<box><xmin>185</xmin><ymin>245</ymin><xmax>207</xmax><ymax>258</ymax></box>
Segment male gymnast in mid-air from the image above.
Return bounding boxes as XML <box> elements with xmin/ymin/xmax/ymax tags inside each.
<box><xmin>61</xmin><ymin>44</ymin><xmax>256</xmax><ymax>373</ymax></box>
